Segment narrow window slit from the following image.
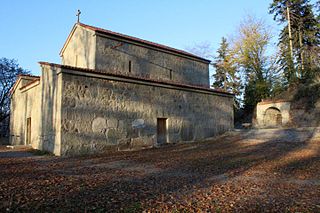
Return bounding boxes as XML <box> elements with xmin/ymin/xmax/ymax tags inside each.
<box><xmin>75</xmin><ymin>55</ymin><xmax>78</xmax><ymax>67</ymax></box>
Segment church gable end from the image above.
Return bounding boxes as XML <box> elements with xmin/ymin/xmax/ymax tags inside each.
<box><xmin>60</xmin><ymin>24</ymin><xmax>96</xmax><ymax>69</ymax></box>
<box><xmin>61</xmin><ymin>23</ymin><xmax>210</xmax><ymax>87</ymax></box>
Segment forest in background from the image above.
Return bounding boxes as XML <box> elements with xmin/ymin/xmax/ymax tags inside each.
<box><xmin>188</xmin><ymin>0</ymin><xmax>319</xmax><ymax>124</ymax></box>
<box><xmin>1</xmin><ymin>0</ymin><xmax>319</xmax><ymax>132</ymax></box>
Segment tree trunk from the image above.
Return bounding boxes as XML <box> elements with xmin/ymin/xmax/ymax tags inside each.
<box><xmin>298</xmin><ymin>25</ymin><xmax>305</xmax><ymax>76</ymax></box>
<box><xmin>287</xmin><ymin>4</ymin><xmax>294</xmax><ymax>60</ymax></box>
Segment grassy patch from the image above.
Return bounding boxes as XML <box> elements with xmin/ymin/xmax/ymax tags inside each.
<box><xmin>28</xmin><ymin>149</ymin><xmax>53</xmax><ymax>156</ymax></box>
<box><xmin>123</xmin><ymin>202</ymin><xmax>143</xmax><ymax>213</ymax></box>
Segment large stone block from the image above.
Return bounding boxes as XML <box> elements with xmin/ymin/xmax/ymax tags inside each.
<box><xmin>92</xmin><ymin>117</ymin><xmax>107</xmax><ymax>133</ymax></box>
<box><xmin>117</xmin><ymin>138</ymin><xmax>132</xmax><ymax>151</ymax></box>
<box><xmin>106</xmin><ymin>128</ymin><xmax>122</xmax><ymax>145</ymax></box>
<box><xmin>107</xmin><ymin>118</ymin><xmax>118</xmax><ymax>128</ymax></box>
<box><xmin>132</xmin><ymin>119</ymin><xmax>145</xmax><ymax>129</ymax></box>
<box><xmin>131</xmin><ymin>136</ymin><xmax>154</xmax><ymax>149</ymax></box>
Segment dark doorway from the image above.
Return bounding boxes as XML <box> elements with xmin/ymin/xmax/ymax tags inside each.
<box><xmin>157</xmin><ymin>118</ymin><xmax>167</xmax><ymax>145</ymax></box>
<box><xmin>26</xmin><ymin>117</ymin><xmax>31</xmax><ymax>145</ymax></box>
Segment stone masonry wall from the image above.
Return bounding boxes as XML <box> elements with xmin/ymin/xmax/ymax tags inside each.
<box><xmin>60</xmin><ymin>70</ymin><xmax>233</xmax><ymax>156</ymax></box>
<box><xmin>39</xmin><ymin>65</ymin><xmax>62</xmax><ymax>155</ymax></box>
<box><xmin>256</xmin><ymin>101</ymin><xmax>291</xmax><ymax>128</ymax></box>
<box><xmin>10</xmin><ymin>80</ymin><xmax>41</xmax><ymax>147</ymax></box>
<box><xmin>95</xmin><ymin>35</ymin><xmax>209</xmax><ymax>87</ymax></box>
<box><xmin>62</xmin><ymin>26</ymin><xmax>96</xmax><ymax>69</ymax></box>
<box><xmin>10</xmin><ymin>82</ymin><xmax>27</xmax><ymax>145</ymax></box>
<box><xmin>61</xmin><ymin>24</ymin><xmax>210</xmax><ymax>88</ymax></box>
<box><xmin>10</xmin><ymin>67</ymin><xmax>63</xmax><ymax>156</ymax></box>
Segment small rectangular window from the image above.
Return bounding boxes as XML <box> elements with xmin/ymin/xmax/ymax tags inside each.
<box><xmin>169</xmin><ymin>69</ymin><xmax>172</xmax><ymax>80</ymax></box>
<box><xmin>75</xmin><ymin>55</ymin><xmax>78</xmax><ymax>67</ymax></box>
<box><xmin>129</xmin><ymin>61</ymin><xmax>132</xmax><ymax>73</ymax></box>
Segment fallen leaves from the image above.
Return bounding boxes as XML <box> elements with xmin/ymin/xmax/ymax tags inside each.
<box><xmin>0</xmin><ymin>130</ymin><xmax>320</xmax><ymax>212</ymax></box>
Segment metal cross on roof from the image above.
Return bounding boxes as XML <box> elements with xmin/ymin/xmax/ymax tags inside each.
<box><xmin>76</xmin><ymin>9</ymin><xmax>81</xmax><ymax>23</ymax></box>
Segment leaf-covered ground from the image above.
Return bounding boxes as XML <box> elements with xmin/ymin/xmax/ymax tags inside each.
<box><xmin>1</xmin><ymin>129</ymin><xmax>320</xmax><ymax>212</ymax></box>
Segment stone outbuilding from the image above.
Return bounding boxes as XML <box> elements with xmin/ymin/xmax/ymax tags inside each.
<box><xmin>10</xmin><ymin>23</ymin><xmax>234</xmax><ymax>156</ymax></box>
<box><xmin>255</xmin><ymin>99</ymin><xmax>291</xmax><ymax>128</ymax></box>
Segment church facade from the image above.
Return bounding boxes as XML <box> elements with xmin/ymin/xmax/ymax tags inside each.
<box><xmin>10</xmin><ymin>23</ymin><xmax>234</xmax><ymax>156</ymax></box>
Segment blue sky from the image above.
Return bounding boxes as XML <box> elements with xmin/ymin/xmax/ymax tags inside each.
<box><xmin>1</xmin><ymin>0</ymin><xmax>281</xmax><ymax>75</ymax></box>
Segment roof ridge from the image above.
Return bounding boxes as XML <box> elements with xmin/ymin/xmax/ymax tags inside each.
<box><xmin>10</xmin><ymin>74</ymin><xmax>41</xmax><ymax>95</ymax></box>
<box><xmin>18</xmin><ymin>74</ymin><xmax>40</xmax><ymax>78</ymax></box>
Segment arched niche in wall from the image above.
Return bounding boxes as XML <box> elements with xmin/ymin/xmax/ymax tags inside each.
<box><xmin>264</xmin><ymin>107</ymin><xmax>282</xmax><ymax>127</ymax></box>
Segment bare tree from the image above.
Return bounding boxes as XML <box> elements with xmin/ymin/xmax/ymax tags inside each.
<box><xmin>184</xmin><ymin>41</ymin><xmax>214</xmax><ymax>59</ymax></box>
<box><xmin>0</xmin><ymin>58</ymin><xmax>29</xmax><ymax>135</ymax></box>
<box><xmin>230</xmin><ymin>16</ymin><xmax>275</xmax><ymax>111</ymax></box>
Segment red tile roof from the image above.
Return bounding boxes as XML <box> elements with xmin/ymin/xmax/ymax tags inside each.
<box><xmin>18</xmin><ymin>74</ymin><xmax>40</xmax><ymax>78</ymax></box>
<box><xmin>39</xmin><ymin>62</ymin><xmax>233</xmax><ymax>97</ymax></box>
<box><xmin>61</xmin><ymin>22</ymin><xmax>211</xmax><ymax>63</ymax></box>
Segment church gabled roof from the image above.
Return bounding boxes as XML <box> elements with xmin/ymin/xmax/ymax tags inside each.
<box><xmin>60</xmin><ymin>23</ymin><xmax>211</xmax><ymax>63</ymax></box>
<box><xmin>10</xmin><ymin>74</ymin><xmax>40</xmax><ymax>95</ymax></box>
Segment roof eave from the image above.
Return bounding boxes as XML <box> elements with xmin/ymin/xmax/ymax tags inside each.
<box><xmin>38</xmin><ymin>61</ymin><xmax>233</xmax><ymax>97</ymax></box>
<box><xmin>10</xmin><ymin>75</ymin><xmax>40</xmax><ymax>96</ymax></box>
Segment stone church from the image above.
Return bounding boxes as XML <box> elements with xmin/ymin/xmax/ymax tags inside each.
<box><xmin>10</xmin><ymin>23</ymin><xmax>234</xmax><ymax>156</ymax></box>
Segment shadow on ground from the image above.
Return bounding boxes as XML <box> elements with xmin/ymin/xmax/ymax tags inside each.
<box><xmin>0</xmin><ymin>128</ymin><xmax>319</xmax><ymax>212</ymax></box>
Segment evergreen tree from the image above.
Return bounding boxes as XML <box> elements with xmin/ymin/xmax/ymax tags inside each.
<box><xmin>212</xmin><ymin>37</ymin><xmax>241</xmax><ymax>105</ymax></box>
<box><xmin>243</xmin><ymin>78</ymin><xmax>270</xmax><ymax>112</ymax></box>
<box><xmin>212</xmin><ymin>38</ymin><xmax>229</xmax><ymax>90</ymax></box>
<box><xmin>270</xmin><ymin>0</ymin><xmax>320</xmax><ymax>84</ymax></box>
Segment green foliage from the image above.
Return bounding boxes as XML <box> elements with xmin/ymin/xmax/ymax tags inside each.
<box><xmin>270</xmin><ymin>78</ymin><xmax>287</xmax><ymax>98</ymax></box>
<box><xmin>208</xmin><ymin>1</ymin><xmax>318</xmax><ymax>118</ymax></box>
<box><xmin>276</xmin><ymin>42</ymin><xmax>296</xmax><ymax>86</ymax></box>
<box><xmin>231</xmin><ymin>16</ymin><xmax>274</xmax><ymax>112</ymax></box>
<box><xmin>212</xmin><ymin>37</ymin><xmax>242</xmax><ymax>106</ymax></box>
<box><xmin>212</xmin><ymin>37</ymin><xmax>229</xmax><ymax>89</ymax></box>
<box><xmin>215</xmin><ymin>207</ymin><xmax>222</xmax><ymax>213</ymax></box>
<box><xmin>123</xmin><ymin>202</ymin><xmax>143</xmax><ymax>213</ymax></box>
<box><xmin>269</xmin><ymin>0</ymin><xmax>320</xmax><ymax>84</ymax></box>
<box><xmin>244</xmin><ymin>79</ymin><xmax>271</xmax><ymax>112</ymax></box>
<box><xmin>28</xmin><ymin>149</ymin><xmax>54</xmax><ymax>156</ymax></box>
<box><xmin>293</xmin><ymin>83</ymin><xmax>320</xmax><ymax>110</ymax></box>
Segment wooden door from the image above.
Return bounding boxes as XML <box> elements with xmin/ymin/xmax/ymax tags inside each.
<box><xmin>276</xmin><ymin>114</ymin><xmax>282</xmax><ymax>126</ymax></box>
<box><xmin>26</xmin><ymin>117</ymin><xmax>31</xmax><ymax>145</ymax></box>
<box><xmin>157</xmin><ymin>118</ymin><xmax>167</xmax><ymax>144</ymax></box>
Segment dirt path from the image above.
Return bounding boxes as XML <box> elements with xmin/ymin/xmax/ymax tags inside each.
<box><xmin>0</xmin><ymin>146</ymin><xmax>36</xmax><ymax>158</ymax></box>
<box><xmin>0</xmin><ymin>128</ymin><xmax>319</xmax><ymax>212</ymax></box>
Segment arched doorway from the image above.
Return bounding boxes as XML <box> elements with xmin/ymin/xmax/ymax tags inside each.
<box><xmin>264</xmin><ymin>107</ymin><xmax>282</xmax><ymax>127</ymax></box>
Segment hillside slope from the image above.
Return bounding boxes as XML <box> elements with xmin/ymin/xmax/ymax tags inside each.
<box><xmin>272</xmin><ymin>83</ymin><xmax>320</xmax><ymax>127</ymax></box>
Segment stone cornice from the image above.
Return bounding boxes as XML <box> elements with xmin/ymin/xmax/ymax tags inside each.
<box><xmin>39</xmin><ymin>62</ymin><xmax>234</xmax><ymax>98</ymax></box>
